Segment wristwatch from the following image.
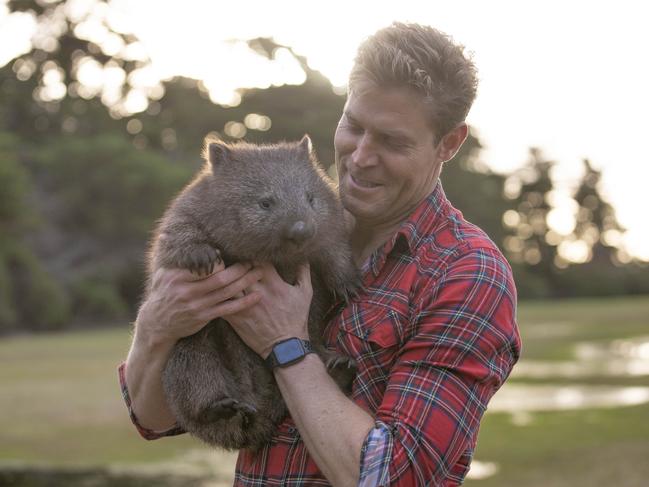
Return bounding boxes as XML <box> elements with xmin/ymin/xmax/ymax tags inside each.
<box><xmin>265</xmin><ymin>337</ymin><xmax>314</xmax><ymax>369</ymax></box>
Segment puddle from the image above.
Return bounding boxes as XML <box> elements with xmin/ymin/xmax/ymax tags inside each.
<box><xmin>512</xmin><ymin>335</ymin><xmax>649</xmax><ymax>379</ymax></box>
<box><xmin>488</xmin><ymin>384</ymin><xmax>649</xmax><ymax>413</ymax></box>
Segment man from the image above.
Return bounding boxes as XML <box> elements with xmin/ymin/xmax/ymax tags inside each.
<box><xmin>120</xmin><ymin>22</ymin><xmax>521</xmax><ymax>486</ymax></box>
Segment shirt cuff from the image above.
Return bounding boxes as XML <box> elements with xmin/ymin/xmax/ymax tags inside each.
<box><xmin>358</xmin><ymin>421</ymin><xmax>392</xmax><ymax>487</ymax></box>
<box><xmin>118</xmin><ymin>362</ymin><xmax>185</xmax><ymax>440</ymax></box>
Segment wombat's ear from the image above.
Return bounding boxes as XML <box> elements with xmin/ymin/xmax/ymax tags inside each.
<box><xmin>298</xmin><ymin>134</ymin><xmax>313</xmax><ymax>157</ymax></box>
<box><xmin>205</xmin><ymin>141</ymin><xmax>231</xmax><ymax>166</ymax></box>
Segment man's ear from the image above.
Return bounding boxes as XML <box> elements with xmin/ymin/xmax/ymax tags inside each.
<box><xmin>438</xmin><ymin>123</ymin><xmax>469</xmax><ymax>162</ymax></box>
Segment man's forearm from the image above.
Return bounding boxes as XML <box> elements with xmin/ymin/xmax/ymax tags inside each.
<box><xmin>125</xmin><ymin>327</ymin><xmax>178</xmax><ymax>431</ymax></box>
<box><xmin>274</xmin><ymin>354</ymin><xmax>375</xmax><ymax>487</ymax></box>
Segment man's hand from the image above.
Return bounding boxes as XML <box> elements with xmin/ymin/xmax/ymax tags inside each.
<box><xmin>125</xmin><ymin>261</ymin><xmax>264</xmax><ymax>431</ymax></box>
<box><xmin>136</xmin><ymin>262</ymin><xmax>263</xmax><ymax>348</ymax></box>
<box><xmin>223</xmin><ymin>262</ymin><xmax>313</xmax><ymax>359</ymax></box>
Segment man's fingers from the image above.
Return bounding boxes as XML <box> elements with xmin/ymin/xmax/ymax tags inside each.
<box><xmin>204</xmin><ymin>266</ymin><xmax>263</xmax><ymax>306</ymax></box>
<box><xmin>192</xmin><ymin>262</ymin><xmax>253</xmax><ymax>294</ymax></box>
<box><xmin>207</xmin><ymin>292</ymin><xmax>261</xmax><ymax>319</ymax></box>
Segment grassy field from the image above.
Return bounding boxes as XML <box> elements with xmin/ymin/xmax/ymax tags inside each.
<box><xmin>1</xmin><ymin>295</ymin><xmax>648</xmax><ymax>486</ymax></box>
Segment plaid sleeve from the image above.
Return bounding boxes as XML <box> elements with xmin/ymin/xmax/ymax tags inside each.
<box><xmin>358</xmin><ymin>421</ymin><xmax>392</xmax><ymax>486</ymax></box>
<box><xmin>373</xmin><ymin>248</ymin><xmax>520</xmax><ymax>486</ymax></box>
<box><xmin>118</xmin><ymin>362</ymin><xmax>185</xmax><ymax>440</ymax></box>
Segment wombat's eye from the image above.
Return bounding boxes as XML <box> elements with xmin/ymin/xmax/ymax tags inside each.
<box><xmin>306</xmin><ymin>192</ymin><xmax>314</xmax><ymax>205</ymax></box>
<box><xmin>259</xmin><ymin>198</ymin><xmax>273</xmax><ymax>210</ymax></box>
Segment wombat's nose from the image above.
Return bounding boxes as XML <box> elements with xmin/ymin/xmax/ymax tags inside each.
<box><xmin>285</xmin><ymin>221</ymin><xmax>315</xmax><ymax>245</ymax></box>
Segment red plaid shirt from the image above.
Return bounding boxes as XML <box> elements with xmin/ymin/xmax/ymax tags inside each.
<box><xmin>119</xmin><ymin>182</ymin><xmax>521</xmax><ymax>486</ymax></box>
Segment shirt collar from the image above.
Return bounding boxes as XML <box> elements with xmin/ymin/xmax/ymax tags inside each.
<box><xmin>367</xmin><ymin>181</ymin><xmax>452</xmax><ymax>276</ymax></box>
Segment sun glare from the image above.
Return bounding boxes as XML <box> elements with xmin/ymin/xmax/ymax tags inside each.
<box><xmin>0</xmin><ymin>0</ymin><xmax>647</xmax><ymax>260</ymax></box>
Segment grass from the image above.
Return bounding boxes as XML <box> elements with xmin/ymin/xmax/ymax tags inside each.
<box><xmin>0</xmin><ymin>328</ymin><xmax>231</xmax><ymax>468</ymax></box>
<box><xmin>465</xmin><ymin>404</ymin><xmax>649</xmax><ymax>487</ymax></box>
<box><xmin>1</xmin><ymin>295</ymin><xmax>648</xmax><ymax>486</ymax></box>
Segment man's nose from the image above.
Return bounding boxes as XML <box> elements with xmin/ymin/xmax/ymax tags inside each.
<box><xmin>351</xmin><ymin>134</ymin><xmax>378</xmax><ymax>168</ymax></box>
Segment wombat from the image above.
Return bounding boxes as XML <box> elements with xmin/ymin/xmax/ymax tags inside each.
<box><xmin>147</xmin><ymin>134</ymin><xmax>359</xmax><ymax>451</ymax></box>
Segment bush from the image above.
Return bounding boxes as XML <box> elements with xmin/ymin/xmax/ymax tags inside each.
<box><xmin>0</xmin><ymin>242</ymin><xmax>70</xmax><ymax>332</ymax></box>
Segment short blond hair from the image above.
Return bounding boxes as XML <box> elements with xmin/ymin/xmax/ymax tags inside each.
<box><xmin>350</xmin><ymin>22</ymin><xmax>478</xmax><ymax>143</ymax></box>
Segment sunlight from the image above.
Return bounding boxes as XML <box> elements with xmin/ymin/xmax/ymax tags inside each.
<box><xmin>558</xmin><ymin>239</ymin><xmax>590</xmax><ymax>264</ymax></box>
<box><xmin>244</xmin><ymin>114</ymin><xmax>272</xmax><ymax>131</ymax></box>
<box><xmin>466</xmin><ymin>461</ymin><xmax>499</xmax><ymax>480</ymax></box>
<box><xmin>0</xmin><ymin>0</ymin><xmax>647</xmax><ymax>259</ymax></box>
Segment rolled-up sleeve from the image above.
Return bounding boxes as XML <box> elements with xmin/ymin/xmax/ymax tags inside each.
<box><xmin>359</xmin><ymin>248</ymin><xmax>520</xmax><ymax>486</ymax></box>
<box><xmin>118</xmin><ymin>362</ymin><xmax>185</xmax><ymax>440</ymax></box>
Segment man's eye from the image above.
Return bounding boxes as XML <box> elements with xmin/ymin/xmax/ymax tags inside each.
<box><xmin>384</xmin><ymin>138</ymin><xmax>408</xmax><ymax>150</ymax></box>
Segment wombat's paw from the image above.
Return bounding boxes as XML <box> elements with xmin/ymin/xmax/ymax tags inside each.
<box><xmin>198</xmin><ymin>397</ymin><xmax>257</xmax><ymax>425</ymax></box>
<box><xmin>178</xmin><ymin>245</ymin><xmax>222</xmax><ymax>277</ymax></box>
<box><xmin>325</xmin><ymin>353</ymin><xmax>357</xmax><ymax>394</ymax></box>
<box><xmin>325</xmin><ymin>353</ymin><xmax>357</xmax><ymax>371</ymax></box>
<box><xmin>334</xmin><ymin>277</ymin><xmax>362</xmax><ymax>303</ymax></box>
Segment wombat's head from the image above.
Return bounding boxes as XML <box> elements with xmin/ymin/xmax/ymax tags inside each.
<box><xmin>201</xmin><ymin>135</ymin><xmax>341</xmax><ymax>265</ymax></box>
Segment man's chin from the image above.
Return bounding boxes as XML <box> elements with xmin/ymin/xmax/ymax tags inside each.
<box><xmin>341</xmin><ymin>195</ymin><xmax>382</xmax><ymax>223</ymax></box>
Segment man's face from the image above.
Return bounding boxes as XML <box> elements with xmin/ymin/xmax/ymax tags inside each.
<box><xmin>334</xmin><ymin>82</ymin><xmax>446</xmax><ymax>228</ymax></box>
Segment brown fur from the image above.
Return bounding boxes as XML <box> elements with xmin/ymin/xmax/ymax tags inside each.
<box><xmin>147</xmin><ymin>135</ymin><xmax>359</xmax><ymax>450</ymax></box>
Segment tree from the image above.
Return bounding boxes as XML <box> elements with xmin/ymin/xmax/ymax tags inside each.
<box><xmin>442</xmin><ymin>131</ymin><xmax>513</xmax><ymax>252</ymax></box>
<box><xmin>572</xmin><ymin>158</ymin><xmax>625</xmax><ymax>264</ymax></box>
<box><xmin>503</xmin><ymin>148</ymin><xmax>560</xmax><ymax>297</ymax></box>
<box><xmin>0</xmin><ymin>132</ymin><xmax>69</xmax><ymax>331</ymax></box>
<box><xmin>4</xmin><ymin>0</ymin><xmax>155</xmax><ymax>132</ymax></box>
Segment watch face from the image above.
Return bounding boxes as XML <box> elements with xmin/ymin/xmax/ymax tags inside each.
<box><xmin>274</xmin><ymin>338</ymin><xmax>305</xmax><ymax>365</ymax></box>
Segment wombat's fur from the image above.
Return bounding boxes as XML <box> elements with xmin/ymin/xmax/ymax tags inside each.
<box><xmin>148</xmin><ymin>135</ymin><xmax>358</xmax><ymax>451</ymax></box>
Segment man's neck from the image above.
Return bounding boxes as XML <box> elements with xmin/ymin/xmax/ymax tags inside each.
<box><xmin>350</xmin><ymin>219</ymin><xmax>403</xmax><ymax>266</ymax></box>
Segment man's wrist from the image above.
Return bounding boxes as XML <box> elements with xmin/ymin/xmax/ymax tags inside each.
<box><xmin>265</xmin><ymin>337</ymin><xmax>314</xmax><ymax>369</ymax></box>
<box><xmin>272</xmin><ymin>351</ymin><xmax>322</xmax><ymax>377</ymax></box>
<box><xmin>132</xmin><ymin>319</ymin><xmax>176</xmax><ymax>358</ymax></box>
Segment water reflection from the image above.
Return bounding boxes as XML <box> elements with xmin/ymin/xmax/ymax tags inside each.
<box><xmin>489</xmin><ymin>384</ymin><xmax>649</xmax><ymax>412</ymax></box>
<box><xmin>512</xmin><ymin>336</ymin><xmax>649</xmax><ymax>379</ymax></box>
<box><xmin>466</xmin><ymin>460</ymin><xmax>499</xmax><ymax>480</ymax></box>
<box><xmin>490</xmin><ymin>336</ymin><xmax>649</xmax><ymax>413</ymax></box>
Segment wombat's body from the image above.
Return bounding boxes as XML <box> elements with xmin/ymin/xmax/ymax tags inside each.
<box><xmin>148</xmin><ymin>136</ymin><xmax>358</xmax><ymax>450</ymax></box>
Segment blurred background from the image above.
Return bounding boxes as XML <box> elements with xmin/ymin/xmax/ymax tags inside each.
<box><xmin>1</xmin><ymin>0</ymin><xmax>648</xmax><ymax>485</ymax></box>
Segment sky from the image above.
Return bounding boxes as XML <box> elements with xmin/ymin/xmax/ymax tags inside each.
<box><xmin>1</xmin><ymin>0</ymin><xmax>648</xmax><ymax>260</ymax></box>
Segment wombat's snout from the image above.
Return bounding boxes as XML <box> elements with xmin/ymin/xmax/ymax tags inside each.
<box><xmin>284</xmin><ymin>220</ymin><xmax>316</xmax><ymax>247</ymax></box>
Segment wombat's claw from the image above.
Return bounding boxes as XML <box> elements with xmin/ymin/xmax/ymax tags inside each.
<box><xmin>336</xmin><ymin>280</ymin><xmax>362</xmax><ymax>303</ymax></box>
<box><xmin>199</xmin><ymin>397</ymin><xmax>257</xmax><ymax>424</ymax></box>
<box><xmin>326</xmin><ymin>355</ymin><xmax>357</xmax><ymax>370</ymax></box>
<box><xmin>181</xmin><ymin>246</ymin><xmax>222</xmax><ymax>277</ymax></box>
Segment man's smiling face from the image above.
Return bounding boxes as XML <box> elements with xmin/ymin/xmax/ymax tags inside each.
<box><xmin>334</xmin><ymin>82</ymin><xmax>445</xmax><ymax>229</ymax></box>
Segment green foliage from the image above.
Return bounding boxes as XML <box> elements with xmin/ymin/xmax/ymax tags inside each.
<box><xmin>22</xmin><ymin>133</ymin><xmax>192</xmax><ymax>319</ymax></box>
<box><xmin>0</xmin><ymin>132</ymin><xmax>35</xmax><ymax>233</ymax></box>
<box><xmin>30</xmin><ymin>133</ymin><xmax>192</xmax><ymax>242</ymax></box>
<box><xmin>69</xmin><ymin>276</ymin><xmax>129</xmax><ymax>320</ymax></box>
<box><xmin>0</xmin><ymin>132</ymin><xmax>70</xmax><ymax>331</ymax></box>
<box><xmin>0</xmin><ymin>242</ymin><xmax>70</xmax><ymax>331</ymax></box>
